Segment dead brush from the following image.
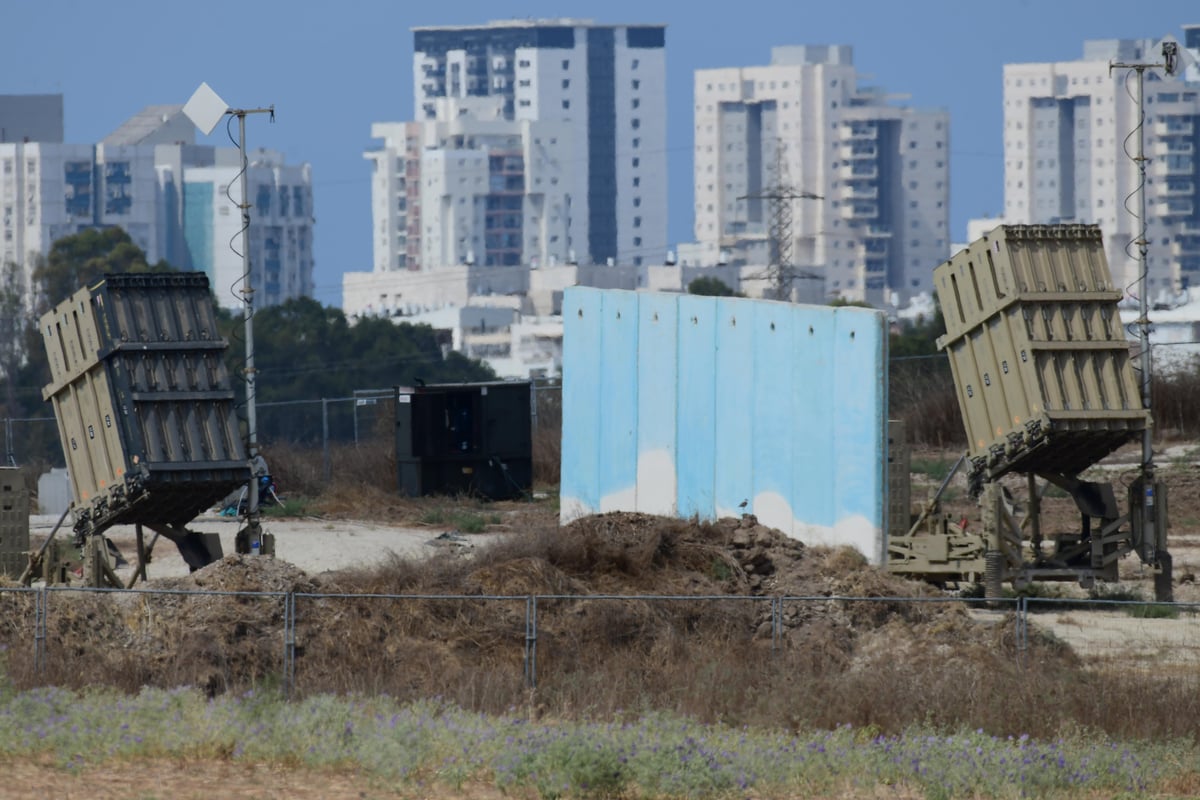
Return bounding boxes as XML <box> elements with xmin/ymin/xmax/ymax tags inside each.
<box><xmin>10</xmin><ymin>514</ymin><xmax>1200</xmax><ymax>739</ymax></box>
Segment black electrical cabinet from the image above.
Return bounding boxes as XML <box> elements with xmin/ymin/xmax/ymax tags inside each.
<box><xmin>395</xmin><ymin>381</ymin><xmax>532</xmax><ymax>500</ymax></box>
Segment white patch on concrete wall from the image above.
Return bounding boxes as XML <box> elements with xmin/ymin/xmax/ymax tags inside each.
<box><xmin>751</xmin><ymin>490</ymin><xmax>794</xmax><ymax>538</ymax></box>
<box><xmin>599</xmin><ymin>485</ymin><xmax>638</xmax><ymax>514</ymax></box>
<box><xmin>559</xmin><ymin>496</ymin><xmax>593</xmax><ymax>525</ymax></box>
<box><xmin>794</xmin><ymin>515</ymin><xmax>881</xmax><ymax>560</ymax></box>
<box><xmin>636</xmin><ymin>449</ymin><xmax>677</xmax><ymax>515</ymax></box>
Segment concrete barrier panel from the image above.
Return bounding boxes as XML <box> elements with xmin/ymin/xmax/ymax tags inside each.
<box><xmin>561</xmin><ymin>288</ymin><xmax>887</xmax><ymax>562</ymax></box>
<box><xmin>676</xmin><ymin>296</ymin><xmax>717</xmax><ymax>518</ymax></box>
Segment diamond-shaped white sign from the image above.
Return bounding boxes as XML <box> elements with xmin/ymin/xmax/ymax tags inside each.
<box><xmin>182</xmin><ymin>82</ymin><xmax>229</xmax><ymax>136</ymax></box>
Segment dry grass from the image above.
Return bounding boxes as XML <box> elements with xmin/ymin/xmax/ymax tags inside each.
<box><xmin>5</xmin><ymin>513</ymin><xmax>1200</xmax><ymax>740</ymax></box>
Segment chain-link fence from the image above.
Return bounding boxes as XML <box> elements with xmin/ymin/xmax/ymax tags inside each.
<box><xmin>3</xmin><ymin>380</ymin><xmax>564</xmax><ymax>481</ymax></box>
<box><xmin>11</xmin><ymin>588</ymin><xmax>1200</xmax><ymax>701</ymax></box>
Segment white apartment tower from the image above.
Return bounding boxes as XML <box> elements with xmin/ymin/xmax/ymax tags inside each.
<box><xmin>0</xmin><ymin>141</ymin><xmax>160</xmax><ymax>299</ymax></box>
<box><xmin>396</xmin><ymin>19</ymin><xmax>667</xmax><ymax>268</ymax></box>
<box><xmin>366</xmin><ymin>97</ymin><xmax>575</xmax><ymax>271</ymax></box>
<box><xmin>1003</xmin><ymin>27</ymin><xmax>1200</xmax><ymax>295</ymax></box>
<box><xmin>184</xmin><ymin>151</ymin><xmax>314</xmax><ymax>308</ymax></box>
<box><xmin>693</xmin><ymin>46</ymin><xmax>949</xmax><ymax>304</ymax></box>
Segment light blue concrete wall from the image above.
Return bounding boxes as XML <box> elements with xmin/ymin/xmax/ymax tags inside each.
<box><xmin>560</xmin><ymin>287</ymin><xmax>888</xmax><ymax>563</ymax></box>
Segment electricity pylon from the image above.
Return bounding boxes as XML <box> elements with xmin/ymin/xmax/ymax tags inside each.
<box><xmin>738</xmin><ymin>142</ymin><xmax>822</xmax><ymax>301</ymax></box>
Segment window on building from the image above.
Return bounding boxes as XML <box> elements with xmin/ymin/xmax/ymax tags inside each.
<box><xmin>631</xmin><ymin>118</ymin><xmax>640</xmax><ymax>129</ymax></box>
<box><xmin>562</xmin><ymin>79</ymin><xmax>570</xmax><ymax>89</ymax></box>
<box><xmin>634</xmin><ymin>216</ymin><xmax>642</xmax><ymax>227</ymax></box>
<box><xmin>633</xmin><ymin>157</ymin><xmax>640</xmax><ymax>168</ymax></box>
<box><xmin>631</xmin><ymin>59</ymin><xmax>639</xmax><ymax>69</ymax></box>
<box><xmin>562</xmin><ymin>100</ymin><xmax>570</xmax><ymax>109</ymax></box>
<box><xmin>562</xmin><ymin>59</ymin><xmax>569</xmax><ymax>69</ymax></box>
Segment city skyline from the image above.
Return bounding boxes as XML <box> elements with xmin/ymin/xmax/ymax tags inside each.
<box><xmin>2</xmin><ymin>1</ymin><xmax>1196</xmax><ymax>307</ymax></box>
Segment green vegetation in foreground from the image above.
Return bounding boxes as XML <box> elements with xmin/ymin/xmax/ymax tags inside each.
<box><xmin>418</xmin><ymin>507</ymin><xmax>502</xmax><ymax>533</ymax></box>
<box><xmin>0</xmin><ymin>685</ymin><xmax>1188</xmax><ymax>799</ymax></box>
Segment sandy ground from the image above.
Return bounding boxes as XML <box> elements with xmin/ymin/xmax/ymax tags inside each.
<box><xmin>28</xmin><ymin>513</ymin><xmax>489</xmax><ymax>585</ymax></box>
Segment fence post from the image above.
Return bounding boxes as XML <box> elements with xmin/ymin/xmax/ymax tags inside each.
<box><xmin>530</xmin><ymin>381</ymin><xmax>538</xmax><ymax>435</ymax></box>
<box><xmin>771</xmin><ymin>597</ymin><xmax>781</xmax><ymax>655</ymax></box>
<box><xmin>524</xmin><ymin>596</ymin><xmax>538</xmax><ymax>690</ymax></box>
<box><xmin>1017</xmin><ymin>596</ymin><xmax>1028</xmax><ymax>669</ymax></box>
<box><xmin>283</xmin><ymin>592</ymin><xmax>296</xmax><ymax>698</ymax></box>
<box><xmin>4</xmin><ymin>418</ymin><xmax>13</xmax><ymax>467</ymax></box>
<box><xmin>321</xmin><ymin>399</ymin><xmax>331</xmax><ymax>482</ymax></box>
<box><xmin>35</xmin><ymin>587</ymin><xmax>47</xmax><ymax>676</ymax></box>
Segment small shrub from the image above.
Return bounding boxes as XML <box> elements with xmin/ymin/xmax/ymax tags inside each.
<box><xmin>1128</xmin><ymin>603</ymin><xmax>1180</xmax><ymax>619</ymax></box>
<box><xmin>453</xmin><ymin>513</ymin><xmax>487</xmax><ymax>534</ymax></box>
<box><xmin>261</xmin><ymin>497</ymin><xmax>310</xmax><ymax>518</ymax></box>
<box><xmin>419</xmin><ymin>509</ymin><xmax>449</xmax><ymax>525</ymax></box>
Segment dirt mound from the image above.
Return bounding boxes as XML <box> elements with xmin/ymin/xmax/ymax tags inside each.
<box><xmin>152</xmin><ymin>553</ymin><xmax>323</xmax><ymax>594</ymax></box>
<box><xmin>1</xmin><ymin>511</ymin><xmax>1076</xmax><ymax>717</ymax></box>
<box><xmin>464</xmin><ymin>557</ymin><xmax>588</xmax><ymax>596</ymax></box>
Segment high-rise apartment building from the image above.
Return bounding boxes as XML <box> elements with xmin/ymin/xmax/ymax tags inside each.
<box><xmin>184</xmin><ymin>151</ymin><xmax>314</xmax><ymax>308</ymax></box>
<box><xmin>0</xmin><ymin>101</ymin><xmax>314</xmax><ymax>310</ymax></box>
<box><xmin>0</xmin><ymin>141</ymin><xmax>160</xmax><ymax>296</ymax></box>
<box><xmin>366</xmin><ymin>97</ymin><xmax>574</xmax><ymax>271</ymax></box>
<box><xmin>374</xmin><ymin>18</ymin><xmax>666</xmax><ymax>269</ymax></box>
<box><xmin>1003</xmin><ymin>27</ymin><xmax>1200</xmax><ymax>294</ymax></box>
<box><xmin>691</xmin><ymin>46</ymin><xmax>949</xmax><ymax>304</ymax></box>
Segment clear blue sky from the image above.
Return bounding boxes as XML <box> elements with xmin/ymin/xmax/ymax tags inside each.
<box><xmin>3</xmin><ymin>1</ymin><xmax>1196</xmax><ymax>307</ymax></box>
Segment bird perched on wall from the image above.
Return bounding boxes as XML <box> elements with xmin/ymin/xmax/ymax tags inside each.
<box><xmin>738</xmin><ymin>499</ymin><xmax>748</xmax><ymax>510</ymax></box>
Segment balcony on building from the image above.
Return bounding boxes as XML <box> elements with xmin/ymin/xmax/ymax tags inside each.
<box><xmin>1152</xmin><ymin>139</ymin><xmax>1194</xmax><ymax>158</ymax></box>
<box><xmin>1153</xmin><ymin>197</ymin><xmax>1194</xmax><ymax>219</ymax></box>
<box><xmin>837</xmin><ymin>161</ymin><xmax>878</xmax><ymax>181</ymax></box>
<box><xmin>840</xmin><ymin>201</ymin><xmax>878</xmax><ymax>220</ymax></box>
<box><xmin>1162</xmin><ymin>179</ymin><xmax>1195</xmax><ymax>197</ymax></box>
<box><xmin>1171</xmin><ymin>236</ymin><xmax>1200</xmax><ymax>258</ymax></box>
<box><xmin>840</xmin><ymin>122</ymin><xmax>878</xmax><ymax>140</ymax></box>
<box><xmin>838</xmin><ymin>183</ymin><xmax>878</xmax><ymax>202</ymax></box>
<box><xmin>1154</xmin><ymin>118</ymin><xmax>1195</xmax><ymax>138</ymax></box>
<box><xmin>837</xmin><ymin>142</ymin><xmax>878</xmax><ymax>161</ymax></box>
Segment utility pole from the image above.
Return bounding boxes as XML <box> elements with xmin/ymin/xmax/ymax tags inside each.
<box><xmin>231</xmin><ymin>104</ymin><xmax>275</xmax><ymax>553</ymax></box>
<box><xmin>182</xmin><ymin>83</ymin><xmax>274</xmax><ymax>554</ymax></box>
<box><xmin>738</xmin><ymin>143</ymin><xmax>822</xmax><ymax>301</ymax></box>
<box><xmin>1110</xmin><ymin>37</ymin><xmax>1183</xmax><ymax>599</ymax></box>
